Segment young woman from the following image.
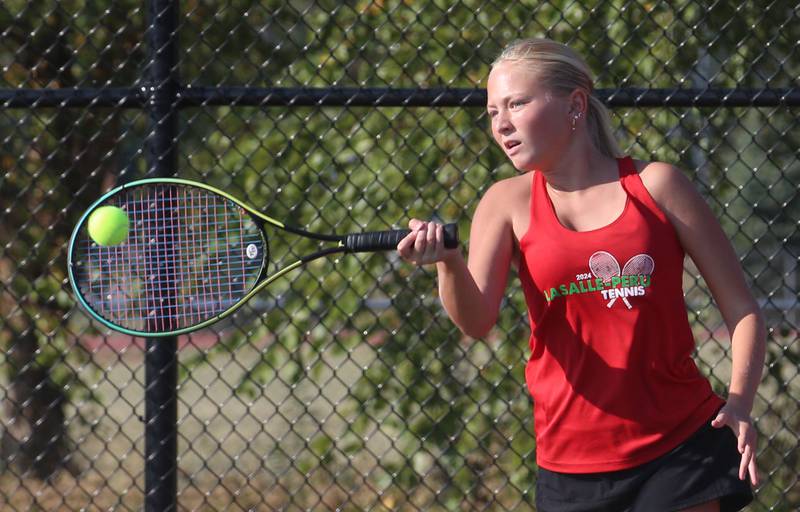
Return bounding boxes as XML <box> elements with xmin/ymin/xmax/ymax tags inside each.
<box><xmin>397</xmin><ymin>38</ymin><xmax>765</xmax><ymax>512</ymax></box>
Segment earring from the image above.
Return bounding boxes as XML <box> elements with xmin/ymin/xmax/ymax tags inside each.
<box><xmin>571</xmin><ymin>111</ymin><xmax>582</xmax><ymax>131</ymax></box>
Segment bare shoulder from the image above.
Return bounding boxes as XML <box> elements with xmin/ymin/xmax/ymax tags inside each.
<box><xmin>632</xmin><ymin>159</ymin><xmax>700</xmax><ymax>213</ymax></box>
<box><xmin>473</xmin><ymin>173</ymin><xmax>532</xmax><ymax>246</ymax></box>
<box><xmin>481</xmin><ymin>173</ymin><xmax>531</xmax><ymax>200</ymax></box>
<box><xmin>476</xmin><ymin>173</ymin><xmax>530</xmax><ymax>215</ymax></box>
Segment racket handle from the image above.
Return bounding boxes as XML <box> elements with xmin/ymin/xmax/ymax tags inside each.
<box><xmin>344</xmin><ymin>223</ymin><xmax>459</xmax><ymax>253</ymax></box>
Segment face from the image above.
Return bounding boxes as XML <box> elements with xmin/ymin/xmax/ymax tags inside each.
<box><xmin>486</xmin><ymin>61</ymin><xmax>573</xmax><ymax>172</ymax></box>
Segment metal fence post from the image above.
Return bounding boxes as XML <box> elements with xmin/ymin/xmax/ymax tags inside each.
<box><xmin>1</xmin><ymin>3</ymin><xmax>797</xmax><ymax>510</ymax></box>
<box><xmin>144</xmin><ymin>0</ymin><xmax>179</xmax><ymax>510</ymax></box>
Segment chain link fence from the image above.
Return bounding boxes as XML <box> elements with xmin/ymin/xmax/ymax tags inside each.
<box><xmin>1</xmin><ymin>0</ymin><xmax>798</xmax><ymax>510</ymax></box>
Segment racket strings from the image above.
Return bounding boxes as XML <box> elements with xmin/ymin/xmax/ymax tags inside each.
<box><xmin>74</xmin><ymin>184</ymin><xmax>265</xmax><ymax>333</ymax></box>
<box><xmin>588</xmin><ymin>251</ymin><xmax>620</xmax><ymax>283</ymax></box>
<box><xmin>621</xmin><ymin>254</ymin><xmax>655</xmax><ymax>276</ymax></box>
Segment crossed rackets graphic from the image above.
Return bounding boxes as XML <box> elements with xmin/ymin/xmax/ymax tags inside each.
<box><xmin>588</xmin><ymin>251</ymin><xmax>655</xmax><ymax>309</ymax></box>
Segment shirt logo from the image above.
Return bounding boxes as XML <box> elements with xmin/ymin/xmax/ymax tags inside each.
<box><xmin>589</xmin><ymin>251</ymin><xmax>654</xmax><ymax>308</ymax></box>
<box><xmin>543</xmin><ymin>251</ymin><xmax>655</xmax><ymax>308</ymax></box>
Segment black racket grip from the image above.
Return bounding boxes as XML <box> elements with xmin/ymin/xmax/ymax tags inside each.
<box><xmin>344</xmin><ymin>223</ymin><xmax>459</xmax><ymax>253</ymax></box>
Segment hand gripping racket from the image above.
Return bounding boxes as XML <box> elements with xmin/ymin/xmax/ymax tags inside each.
<box><xmin>67</xmin><ymin>178</ymin><xmax>458</xmax><ymax>337</ymax></box>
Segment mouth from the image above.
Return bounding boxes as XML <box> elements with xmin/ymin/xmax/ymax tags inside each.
<box><xmin>504</xmin><ymin>140</ymin><xmax>521</xmax><ymax>153</ymax></box>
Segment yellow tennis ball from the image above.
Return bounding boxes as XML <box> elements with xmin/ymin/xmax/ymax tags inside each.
<box><xmin>88</xmin><ymin>206</ymin><xmax>129</xmax><ymax>246</ymax></box>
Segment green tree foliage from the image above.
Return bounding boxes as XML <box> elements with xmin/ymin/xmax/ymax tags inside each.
<box><xmin>1</xmin><ymin>0</ymin><xmax>797</xmax><ymax>508</ymax></box>
<box><xmin>0</xmin><ymin>0</ymin><xmax>147</xmax><ymax>478</ymax></box>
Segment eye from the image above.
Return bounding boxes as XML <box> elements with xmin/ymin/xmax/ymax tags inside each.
<box><xmin>510</xmin><ymin>100</ymin><xmax>526</xmax><ymax>109</ymax></box>
<box><xmin>487</xmin><ymin>110</ymin><xmax>498</xmax><ymax>118</ymax></box>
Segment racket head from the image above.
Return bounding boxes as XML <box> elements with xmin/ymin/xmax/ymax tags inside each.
<box><xmin>588</xmin><ymin>250</ymin><xmax>620</xmax><ymax>283</ymax></box>
<box><xmin>68</xmin><ymin>179</ymin><xmax>269</xmax><ymax>337</ymax></box>
<box><xmin>621</xmin><ymin>254</ymin><xmax>655</xmax><ymax>276</ymax></box>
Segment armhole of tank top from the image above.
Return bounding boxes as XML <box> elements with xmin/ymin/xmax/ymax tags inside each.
<box><xmin>517</xmin><ymin>171</ymin><xmax>537</xmax><ymax>250</ymax></box>
<box><xmin>516</xmin><ymin>246</ymin><xmax>539</xmax><ymax>320</ymax></box>
<box><xmin>621</xmin><ymin>159</ymin><xmax>672</xmax><ymax>226</ymax></box>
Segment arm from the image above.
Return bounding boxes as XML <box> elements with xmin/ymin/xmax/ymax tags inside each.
<box><xmin>397</xmin><ymin>181</ymin><xmax>515</xmax><ymax>338</ymax></box>
<box><xmin>641</xmin><ymin>161</ymin><xmax>766</xmax><ymax>484</ymax></box>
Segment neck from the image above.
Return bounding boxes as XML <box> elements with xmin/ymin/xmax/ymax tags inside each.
<box><xmin>540</xmin><ymin>136</ymin><xmax>619</xmax><ymax>192</ymax></box>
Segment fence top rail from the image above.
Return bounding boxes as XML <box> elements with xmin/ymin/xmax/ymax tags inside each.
<box><xmin>2</xmin><ymin>86</ymin><xmax>799</xmax><ymax>109</ymax></box>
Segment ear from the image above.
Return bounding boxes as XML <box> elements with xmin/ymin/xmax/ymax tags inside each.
<box><xmin>567</xmin><ymin>88</ymin><xmax>588</xmax><ymax>117</ymax></box>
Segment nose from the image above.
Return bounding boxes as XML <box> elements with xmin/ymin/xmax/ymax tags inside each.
<box><xmin>493</xmin><ymin>110</ymin><xmax>513</xmax><ymax>135</ymax></box>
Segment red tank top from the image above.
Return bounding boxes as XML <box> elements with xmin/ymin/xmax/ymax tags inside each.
<box><xmin>517</xmin><ymin>156</ymin><xmax>723</xmax><ymax>473</ymax></box>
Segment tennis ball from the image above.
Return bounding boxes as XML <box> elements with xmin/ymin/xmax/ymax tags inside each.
<box><xmin>88</xmin><ymin>206</ymin><xmax>129</xmax><ymax>246</ymax></box>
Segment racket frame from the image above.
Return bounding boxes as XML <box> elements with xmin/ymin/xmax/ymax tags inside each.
<box><xmin>68</xmin><ymin>178</ymin><xmax>352</xmax><ymax>338</ymax></box>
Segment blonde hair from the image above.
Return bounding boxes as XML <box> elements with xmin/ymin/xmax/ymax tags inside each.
<box><xmin>492</xmin><ymin>38</ymin><xmax>623</xmax><ymax>158</ymax></box>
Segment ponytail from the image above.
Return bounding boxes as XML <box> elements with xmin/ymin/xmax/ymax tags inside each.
<box><xmin>587</xmin><ymin>95</ymin><xmax>623</xmax><ymax>158</ymax></box>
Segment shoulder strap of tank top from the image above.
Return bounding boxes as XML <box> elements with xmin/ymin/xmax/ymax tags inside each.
<box><xmin>530</xmin><ymin>170</ymin><xmax>559</xmax><ymax>231</ymax></box>
<box><xmin>618</xmin><ymin>156</ymin><xmax>670</xmax><ymax>224</ymax></box>
<box><xmin>618</xmin><ymin>156</ymin><xmax>637</xmax><ymax>177</ymax></box>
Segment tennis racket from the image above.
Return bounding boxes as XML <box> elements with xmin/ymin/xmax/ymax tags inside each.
<box><xmin>607</xmin><ymin>254</ymin><xmax>654</xmax><ymax>308</ymax></box>
<box><xmin>67</xmin><ymin>178</ymin><xmax>458</xmax><ymax>337</ymax></box>
<box><xmin>588</xmin><ymin>250</ymin><xmax>631</xmax><ymax>308</ymax></box>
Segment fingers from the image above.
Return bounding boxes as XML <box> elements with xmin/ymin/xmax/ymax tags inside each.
<box><xmin>408</xmin><ymin>218</ymin><xmax>426</xmax><ymax>231</ymax></box>
<box><xmin>413</xmin><ymin>226</ymin><xmax>428</xmax><ymax>254</ymax></box>
<box><xmin>712</xmin><ymin>405</ymin><xmax>759</xmax><ymax>485</ymax></box>
<box><xmin>738</xmin><ymin>442</ymin><xmax>750</xmax><ymax>481</ymax></box>
<box><xmin>735</xmin><ymin>424</ymin><xmax>758</xmax><ymax>485</ymax></box>
<box><xmin>397</xmin><ymin>221</ymin><xmax>424</xmax><ymax>261</ymax></box>
<box><xmin>739</xmin><ymin>439</ymin><xmax>758</xmax><ymax>485</ymax></box>
<box><xmin>423</xmin><ymin>221</ymin><xmax>438</xmax><ymax>261</ymax></box>
<box><xmin>748</xmin><ymin>455</ymin><xmax>759</xmax><ymax>486</ymax></box>
<box><xmin>396</xmin><ymin>229</ymin><xmax>418</xmax><ymax>258</ymax></box>
<box><xmin>397</xmin><ymin>219</ymin><xmax>426</xmax><ymax>256</ymax></box>
<box><xmin>396</xmin><ymin>219</ymin><xmax>449</xmax><ymax>265</ymax></box>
